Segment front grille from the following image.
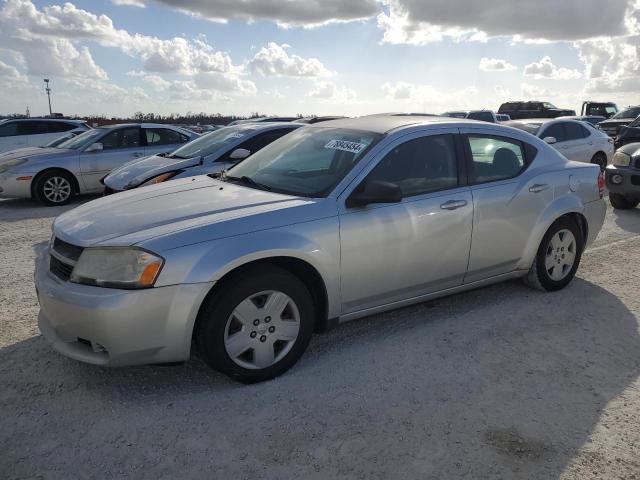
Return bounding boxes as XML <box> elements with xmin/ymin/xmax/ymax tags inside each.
<box><xmin>632</xmin><ymin>176</ymin><xmax>640</xmax><ymax>186</ymax></box>
<box><xmin>635</xmin><ymin>158</ymin><xmax>640</xmax><ymax>169</ymax></box>
<box><xmin>50</xmin><ymin>255</ymin><xmax>74</xmax><ymax>281</ymax></box>
<box><xmin>53</xmin><ymin>238</ymin><xmax>83</xmax><ymax>262</ymax></box>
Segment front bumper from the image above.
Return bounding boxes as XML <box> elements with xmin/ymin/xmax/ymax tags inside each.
<box><xmin>605</xmin><ymin>165</ymin><xmax>640</xmax><ymax>200</ymax></box>
<box><xmin>35</xmin><ymin>250</ymin><xmax>213</xmax><ymax>366</ymax></box>
<box><xmin>0</xmin><ymin>172</ymin><xmax>34</xmax><ymax>199</ymax></box>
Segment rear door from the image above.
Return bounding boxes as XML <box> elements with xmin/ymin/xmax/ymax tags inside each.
<box><xmin>143</xmin><ymin>127</ymin><xmax>190</xmax><ymax>156</ymax></box>
<box><xmin>461</xmin><ymin>129</ymin><xmax>553</xmax><ymax>282</ymax></box>
<box><xmin>562</xmin><ymin>122</ymin><xmax>593</xmax><ymax>162</ymax></box>
<box><xmin>79</xmin><ymin>127</ymin><xmax>144</xmax><ymax>190</ymax></box>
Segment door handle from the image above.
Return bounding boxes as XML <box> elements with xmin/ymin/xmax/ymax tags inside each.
<box><xmin>440</xmin><ymin>200</ymin><xmax>468</xmax><ymax>210</ymax></box>
<box><xmin>529</xmin><ymin>184</ymin><xmax>549</xmax><ymax>193</ymax></box>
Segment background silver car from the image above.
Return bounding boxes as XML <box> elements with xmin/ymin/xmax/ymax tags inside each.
<box><xmin>0</xmin><ymin>123</ymin><xmax>198</xmax><ymax>205</ymax></box>
<box><xmin>35</xmin><ymin>116</ymin><xmax>606</xmax><ymax>383</ymax></box>
<box><xmin>103</xmin><ymin>122</ymin><xmax>301</xmax><ymax>193</ymax></box>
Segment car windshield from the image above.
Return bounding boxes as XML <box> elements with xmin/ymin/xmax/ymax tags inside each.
<box><xmin>57</xmin><ymin>128</ymin><xmax>103</xmax><ymax>150</ymax></box>
<box><xmin>629</xmin><ymin>117</ymin><xmax>640</xmax><ymax>128</ymax></box>
<box><xmin>169</xmin><ymin>125</ymin><xmax>260</xmax><ymax>158</ymax></box>
<box><xmin>612</xmin><ymin>107</ymin><xmax>640</xmax><ymax>119</ymax></box>
<box><xmin>543</xmin><ymin>102</ymin><xmax>557</xmax><ymax>109</ymax></box>
<box><xmin>44</xmin><ymin>132</ymin><xmax>78</xmax><ymax>148</ymax></box>
<box><xmin>505</xmin><ymin>122</ymin><xmax>541</xmax><ymax>135</ymax></box>
<box><xmin>226</xmin><ymin>127</ymin><xmax>381</xmax><ymax>197</ymax></box>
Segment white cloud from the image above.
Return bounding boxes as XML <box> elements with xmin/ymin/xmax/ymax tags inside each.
<box><xmin>520</xmin><ymin>83</ymin><xmax>559</xmax><ymax>98</ymax></box>
<box><xmin>523</xmin><ymin>56</ymin><xmax>582</xmax><ymax>80</ymax></box>
<box><xmin>378</xmin><ymin>0</ymin><xmax>633</xmax><ymax>45</ymax></box>
<box><xmin>381</xmin><ymin>81</ymin><xmax>480</xmax><ymax>110</ymax></box>
<box><xmin>250</xmin><ymin>43</ymin><xmax>333</xmax><ymax>78</ymax></box>
<box><xmin>308</xmin><ymin>81</ymin><xmax>356</xmax><ymax>102</ymax></box>
<box><xmin>479</xmin><ymin>58</ymin><xmax>516</xmax><ymax>72</ymax></box>
<box><xmin>0</xmin><ymin>60</ymin><xmax>27</xmax><ymax>81</ymax></box>
<box><xmin>494</xmin><ymin>85</ymin><xmax>511</xmax><ymax>97</ymax></box>
<box><xmin>152</xmin><ymin>0</ymin><xmax>380</xmax><ymax>27</ymax></box>
<box><xmin>111</xmin><ymin>0</ymin><xmax>145</xmax><ymax>7</ymax></box>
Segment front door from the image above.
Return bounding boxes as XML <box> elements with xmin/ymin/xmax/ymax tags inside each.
<box><xmin>80</xmin><ymin>127</ymin><xmax>144</xmax><ymax>191</ymax></box>
<box><xmin>339</xmin><ymin>130</ymin><xmax>473</xmax><ymax>314</ymax></box>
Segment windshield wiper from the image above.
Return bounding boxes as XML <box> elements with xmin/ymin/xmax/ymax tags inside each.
<box><xmin>226</xmin><ymin>175</ymin><xmax>272</xmax><ymax>191</ymax></box>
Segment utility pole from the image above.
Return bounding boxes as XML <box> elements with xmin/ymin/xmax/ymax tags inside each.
<box><xmin>43</xmin><ymin>78</ymin><xmax>52</xmax><ymax>116</ymax></box>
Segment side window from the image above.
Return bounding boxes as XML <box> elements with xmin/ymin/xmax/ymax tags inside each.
<box><xmin>99</xmin><ymin>127</ymin><xmax>141</xmax><ymax>150</ymax></box>
<box><xmin>17</xmin><ymin>121</ymin><xmax>49</xmax><ymax>136</ymax></box>
<box><xmin>145</xmin><ymin>128</ymin><xmax>186</xmax><ymax>146</ymax></box>
<box><xmin>541</xmin><ymin>123</ymin><xmax>567</xmax><ymax>142</ymax></box>
<box><xmin>0</xmin><ymin>122</ymin><xmax>18</xmax><ymax>137</ymax></box>
<box><xmin>565</xmin><ymin>122</ymin><xmax>589</xmax><ymax>140</ymax></box>
<box><xmin>48</xmin><ymin>122</ymin><xmax>77</xmax><ymax>133</ymax></box>
<box><xmin>467</xmin><ymin>136</ymin><xmax>526</xmax><ymax>184</ymax></box>
<box><xmin>366</xmin><ymin>134</ymin><xmax>459</xmax><ymax>198</ymax></box>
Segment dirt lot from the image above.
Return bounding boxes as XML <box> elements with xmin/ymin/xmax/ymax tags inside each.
<box><xmin>1</xmin><ymin>195</ymin><xmax>639</xmax><ymax>479</ymax></box>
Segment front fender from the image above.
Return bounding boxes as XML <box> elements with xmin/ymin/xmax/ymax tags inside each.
<box><xmin>157</xmin><ymin>217</ymin><xmax>341</xmax><ymax>317</ymax></box>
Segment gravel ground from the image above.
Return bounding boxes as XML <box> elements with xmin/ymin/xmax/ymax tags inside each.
<box><xmin>1</xmin><ymin>195</ymin><xmax>640</xmax><ymax>479</ymax></box>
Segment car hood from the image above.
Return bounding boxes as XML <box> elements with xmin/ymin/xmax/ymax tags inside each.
<box><xmin>0</xmin><ymin>147</ymin><xmax>74</xmax><ymax>164</ymax></box>
<box><xmin>103</xmin><ymin>154</ymin><xmax>201</xmax><ymax>190</ymax></box>
<box><xmin>53</xmin><ymin>175</ymin><xmax>329</xmax><ymax>249</ymax></box>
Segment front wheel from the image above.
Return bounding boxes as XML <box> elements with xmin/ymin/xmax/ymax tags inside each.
<box><xmin>609</xmin><ymin>193</ymin><xmax>639</xmax><ymax>210</ymax></box>
<box><xmin>590</xmin><ymin>152</ymin><xmax>607</xmax><ymax>171</ymax></box>
<box><xmin>524</xmin><ymin>217</ymin><xmax>583</xmax><ymax>292</ymax></box>
<box><xmin>33</xmin><ymin>170</ymin><xmax>76</xmax><ymax>206</ymax></box>
<box><xmin>195</xmin><ymin>266</ymin><xmax>315</xmax><ymax>383</ymax></box>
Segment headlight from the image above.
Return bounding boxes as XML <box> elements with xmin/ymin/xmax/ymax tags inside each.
<box><xmin>138</xmin><ymin>171</ymin><xmax>182</xmax><ymax>188</ymax></box>
<box><xmin>70</xmin><ymin>247</ymin><xmax>164</xmax><ymax>289</ymax></box>
<box><xmin>612</xmin><ymin>151</ymin><xmax>631</xmax><ymax>167</ymax></box>
<box><xmin>0</xmin><ymin>158</ymin><xmax>28</xmax><ymax>173</ymax></box>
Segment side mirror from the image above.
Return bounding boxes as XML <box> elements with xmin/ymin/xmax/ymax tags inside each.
<box><xmin>85</xmin><ymin>142</ymin><xmax>103</xmax><ymax>153</ymax></box>
<box><xmin>543</xmin><ymin>136</ymin><xmax>557</xmax><ymax>145</ymax></box>
<box><xmin>229</xmin><ymin>148</ymin><xmax>251</xmax><ymax>160</ymax></box>
<box><xmin>346</xmin><ymin>180</ymin><xmax>402</xmax><ymax>208</ymax></box>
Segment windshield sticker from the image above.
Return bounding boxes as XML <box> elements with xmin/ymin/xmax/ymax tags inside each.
<box><xmin>324</xmin><ymin>139</ymin><xmax>366</xmax><ymax>154</ymax></box>
<box><xmin>225</xmin><ymin>132</ymin><xmax>246</xmax><ymax>139</ymax></box>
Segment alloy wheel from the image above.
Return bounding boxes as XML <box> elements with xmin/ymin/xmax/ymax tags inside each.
<box><xmin>43</xmin><ymin>176</ymin><xmax>72</xmax><ymax>203</ymax></box>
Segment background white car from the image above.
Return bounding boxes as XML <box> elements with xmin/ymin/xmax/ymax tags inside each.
<box><xmin>0</xmin><ymin>118</ymin><xmax>90</xmax><ymax>154</ymax></box>
<box><xmin>506</xmin><ymin>118</ymin><xmax>614</xmax><ymax>169</ymax></box>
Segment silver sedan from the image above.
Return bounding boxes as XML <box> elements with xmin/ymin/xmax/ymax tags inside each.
<box><xmin>0</xmin><ymin>123</ymin><xmax>198</xmax><ymax>205</ymax></box>
<box><xmin>35</xmin><ymin>116</ymin><xmax>606</xmax><ymax>382</ymax></box>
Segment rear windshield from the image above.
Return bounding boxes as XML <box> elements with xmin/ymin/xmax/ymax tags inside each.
<box><xmin>612</xmin><ymin>107</ymin><xmax>640</xmax><ymax>119</ymax></box>
<box><xmin>504</xmin><ymin>121</ymin><xmax>541</xmax><ymax>135</ymax></box>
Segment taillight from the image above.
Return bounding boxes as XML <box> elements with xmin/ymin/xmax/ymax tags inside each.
<box><xmin>598</xmin><ymin>171</ymin><xmax>604</xmax><ymax>198</ymax></box>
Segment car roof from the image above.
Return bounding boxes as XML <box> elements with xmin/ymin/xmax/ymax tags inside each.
<box><xmin>227</xmin><ymin>121</ymin><xmax>302</xmax><ymax>130</ymax></box>
<box><xmin>306</xmin><ymin>114</ymin><xmax>481</xmax><ymax>134</ymax></box>
<box><xmin>1</xmin><ymin>118</ymin><xmax>86</xmax><ymax>123</ymax></box>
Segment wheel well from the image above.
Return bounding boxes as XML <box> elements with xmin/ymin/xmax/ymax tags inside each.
<box><xmin>30</xmin><ymin>168</ymin><xmax>80</xmax><ymax>199</ymax></box>
<box><xmin>195</xmin><ymin>257</ymin><xmax>330</xmax><ymax>337</ymax></box>
<box><xmin>562</xmin><ymin>212</ymin><xmax>588</xmax><ymax>248</ymax></box>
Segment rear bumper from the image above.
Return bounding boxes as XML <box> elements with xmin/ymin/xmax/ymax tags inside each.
<box><xmin>583</xmin><ymin>199</ymin><xmax>607</xmax><ymax>248</ymax></box>
<box><xmin>35</xmin><ymin>250</ymin><xmax>213</xmax><ymax>366</ymax></box>
<box><xmin>605</xmin><ymin>165</ymin><xmax>640</xmax><ymax>200</ymax></box>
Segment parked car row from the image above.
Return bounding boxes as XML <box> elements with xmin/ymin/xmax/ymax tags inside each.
<box><xmin>35</xmin><ymin>115</ymin><xmax>607</xmax><ymax>382</ymax></box>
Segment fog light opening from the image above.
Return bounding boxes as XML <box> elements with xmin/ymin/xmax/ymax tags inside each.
<box><xmin>611</xmin><ymin>174</ymin><xmax>623</xmax><ymax>185</ymax></box>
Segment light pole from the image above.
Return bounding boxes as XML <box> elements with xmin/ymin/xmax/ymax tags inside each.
<box><xmin>43</xmin><ymin>78</ymin><xmax>52</xmax><ymax>116</ymax></box>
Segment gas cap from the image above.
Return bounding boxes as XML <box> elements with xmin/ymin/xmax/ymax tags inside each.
<box><xmin>568</xmin><ymin>174</ymin><xmax>580</xmax><ymax>192</ymax></box>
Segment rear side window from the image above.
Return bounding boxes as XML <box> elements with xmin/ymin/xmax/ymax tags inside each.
<box><xmin>467</xmin><ymin>136</ymin><xmax>526</xmax><ymax>184</ymax></box>
<box><xmin>16</xmin><ymin>121</ymin><xmax>50</xmax><ymax>135</ymax></box>
<box><xmin>48</xmin><ymin>122</ymin><xmax>78</xmax><ymax>133</ymax></box>
<box><xmin>100</xmin><ymin>127</ymin><xmax>141</xmax><ymax>150</ymax></box>
<box><xmin>565</xmin><ymin>122</ymin><xmax>590</xmax><ymax>140</ymax></box>
<box><xmin>366</xmin><ymin>134</ymin><xmax>459</xmax><ymax>198</ymax></box>
<box><xmin>145</xmin><ymin>128</ymin><xmax>188</xmax><ymax>146</ymax></box>
<box><xmin>0</xmin><ymin>122</ymin><xmax>18</xmax><ymax>137</ymax></box>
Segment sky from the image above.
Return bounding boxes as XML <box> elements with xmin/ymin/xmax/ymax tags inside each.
<box><xmin>0</xmin><ymin>0</ymin><xmax>638</xmax><ymax>118</ymax></box>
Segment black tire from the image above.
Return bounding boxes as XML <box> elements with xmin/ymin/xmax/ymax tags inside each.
<box><xmin>609</xmin><ymin>193</ymin><xmax>639</xmax><ymax>210</ymax></box>
<box><xmin>590</xmin><ymin>152</ymin><xmax>607</xmax><ymax>171</ymax></box>
<box><xmin>33</xmin><ymin>170</ymin><xmax>76</xmax><ymax>206</ymax></box>
<box><xmin>524</xmin><ymin>217</ymin><xmax>583</xmax><ymax>292</ymax></box>
<box><xmin>195</xmin><ymin>266</ymin><xmax>315</xmax><ymax>383</ymax></box>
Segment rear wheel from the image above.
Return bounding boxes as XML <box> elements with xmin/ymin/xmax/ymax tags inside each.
<box><xmin>609</xmin><ymin>193</ymin><xmax>639</xmax><ymax>210</ymax></box>
<box><xmin>591</xmin><ymin>152</ymin><xmax>607</xmax><ymax>171</ymax></box>
<box><xmin>34</xmin><ymin>170</ymin><xmax>76</xmax><ymax>206</ymax></box>
<box><xmin>195</xmin><ymin>266</ymin><xmax>315</xmax><ymax>383</ymax></box>
<box><xmin>524</xmin><ymin>217</ymin><xmax>583</xmax><ymax>292</ymax></box>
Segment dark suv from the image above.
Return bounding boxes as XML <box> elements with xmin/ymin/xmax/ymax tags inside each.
<box><xmin>605</xmin><ymin>142</ymin><xmax>640</xmax><ymax>210</ymax></box>
<box><xmin>498</xmin><ymin>101</ymin><xmax>575</xmax><ymax>120</ymax></box>
<box><xmin>597</xmin><ymin>106</ymin><xmax>640</xmax><ymax>137</ymax></box>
